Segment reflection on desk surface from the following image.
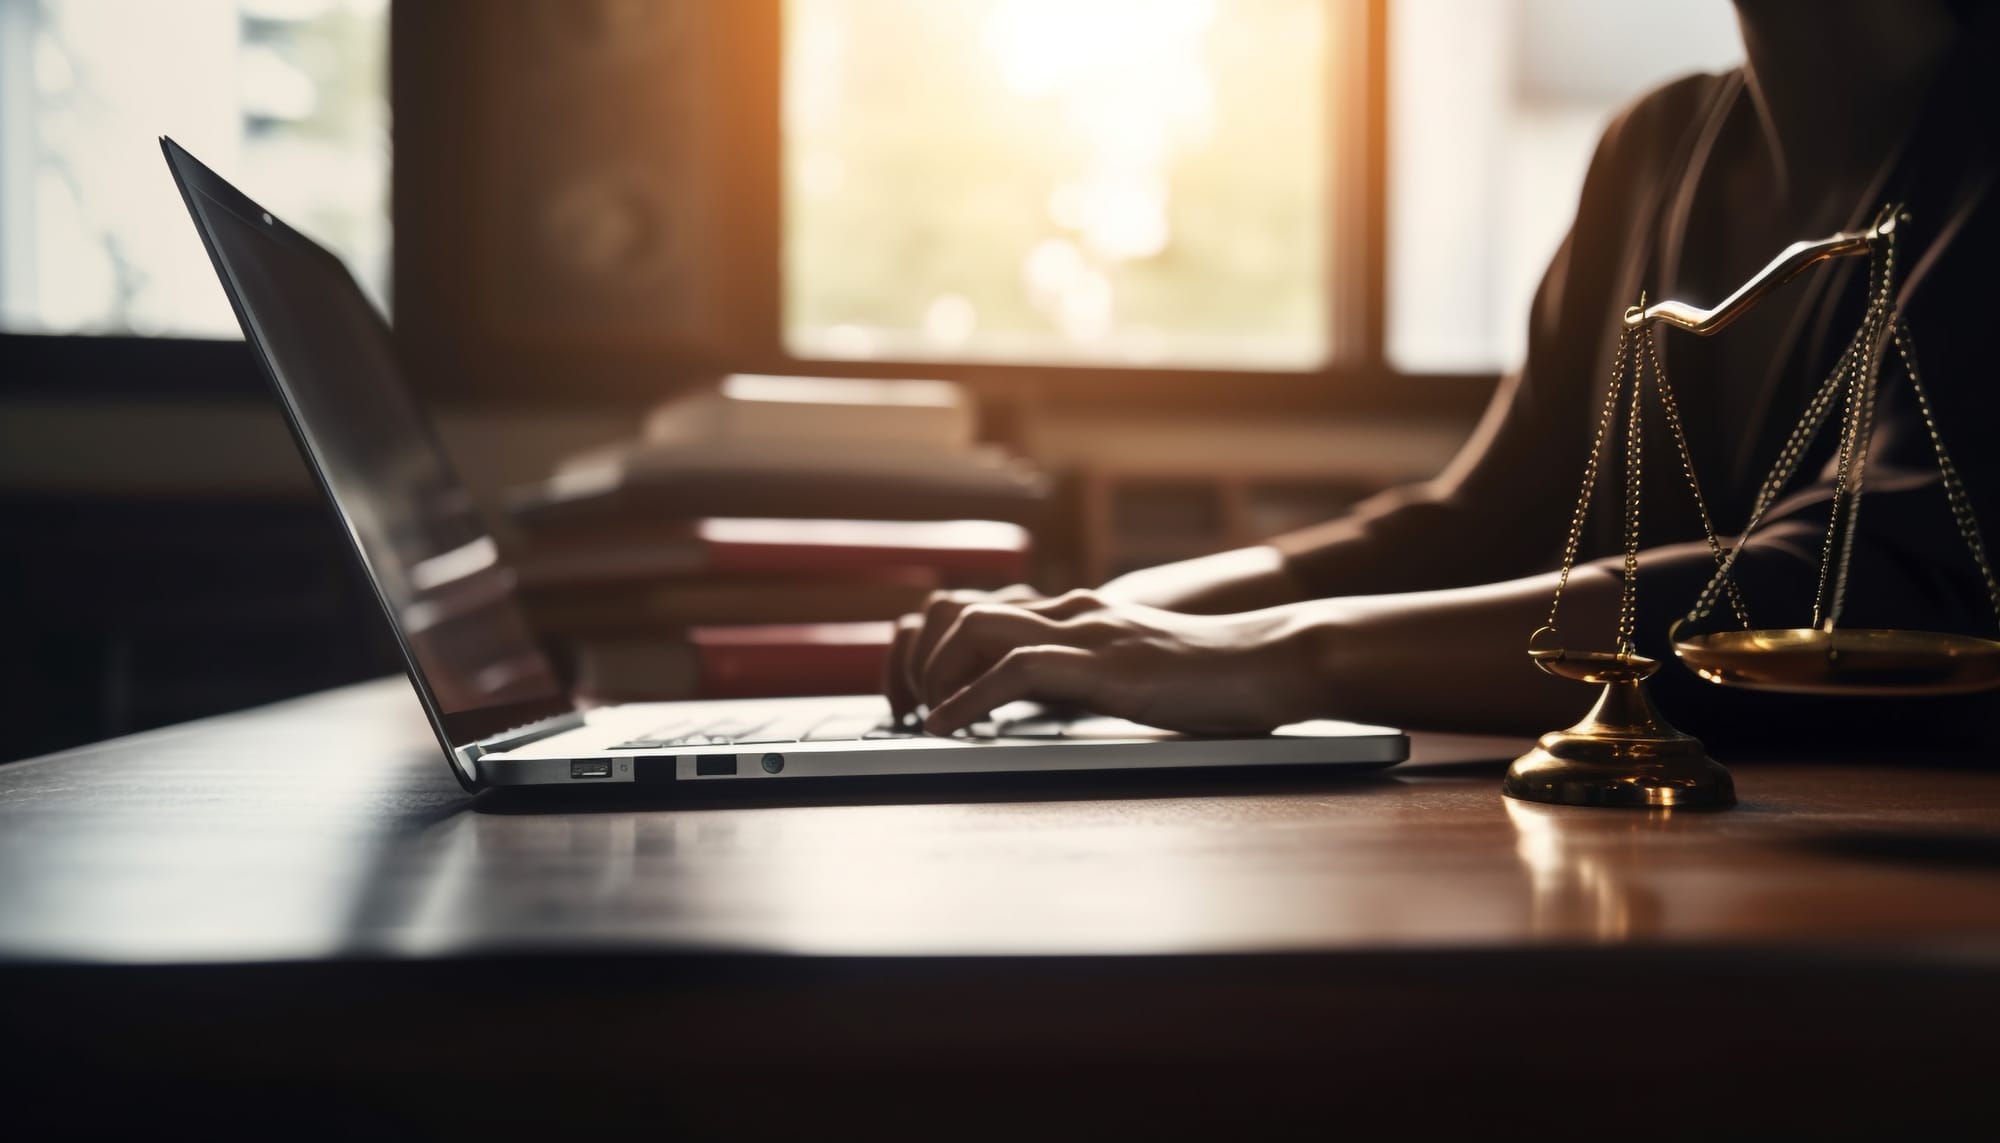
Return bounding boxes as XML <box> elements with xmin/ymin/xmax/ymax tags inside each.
<box><xmin>1</xmin><ymin>679</ymin><xmax>1998</xmax><ymax>964</ymax></box>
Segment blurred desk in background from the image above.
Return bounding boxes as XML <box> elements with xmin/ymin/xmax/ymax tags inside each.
<box><xmin>1036</xmin><ymin>415</ymin><xmax>1465</xmax><ymax>583</ymax></box>
<box><xmin>2</xmin><ymin>679</ymin><xmax>1996</xmax><ymax>1135</ymax></box>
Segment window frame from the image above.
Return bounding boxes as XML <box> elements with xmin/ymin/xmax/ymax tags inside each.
<box><xmin>0</xmin><ymin>333</ymin><xmax>265</xmax><ymax>400</ymax></box>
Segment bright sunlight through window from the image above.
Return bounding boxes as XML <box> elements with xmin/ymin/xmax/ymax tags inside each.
<box><xmin>784</xmin><ymin>0</ymin><xmax>1332</xmax><ymax>371</ymax></box>
<box><xmin>0</xmin><ymin>0</ymin><xmax>388</xmax><ymax>338</ymax></box>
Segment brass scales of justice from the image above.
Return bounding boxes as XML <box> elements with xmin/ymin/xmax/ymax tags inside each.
<box><xmin>1503</xmin><ymin>204</ymin><xmax>2000</xmax><ymax>809</ymax></box>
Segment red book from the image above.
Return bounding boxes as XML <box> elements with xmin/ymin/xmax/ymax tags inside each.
<box><xmin>693</xmin><ymin>621</ymin><xmax>894</xmax><ymax>699</ymax></box>
<box><xmin>570</xmin><ymin>622</ymin><xmax>895</xmax><ymax>702</ymax></box>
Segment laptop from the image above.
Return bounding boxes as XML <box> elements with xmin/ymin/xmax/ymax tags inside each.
<box><xmin>160</xmin><ymin>136</ymin><xmax>1407</xmax><ymax>791</ymax></box>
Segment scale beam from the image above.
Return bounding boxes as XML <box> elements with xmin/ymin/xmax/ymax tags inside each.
<box><xmin>1624</xmin><ymin>211</ymin><xmax>1903</xmax><ymax>336</ymax></box>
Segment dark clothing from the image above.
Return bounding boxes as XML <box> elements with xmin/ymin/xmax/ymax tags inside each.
<box><xmin>1275</xmin><ymin>57</ymin><xmax>2000</xmax><ymax>748</ymax></box>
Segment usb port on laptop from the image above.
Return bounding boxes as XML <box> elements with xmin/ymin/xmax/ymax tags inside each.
<box><xmin>569</xmin><ymin>760</ymin><xmax>612</xmax><ymax>779</ymax></box>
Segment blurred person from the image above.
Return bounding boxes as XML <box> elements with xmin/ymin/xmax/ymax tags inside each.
<box><xmin>889</xmin><ymin>0</ymin><xmax>2000</xmax><ymax>745</ymax></box>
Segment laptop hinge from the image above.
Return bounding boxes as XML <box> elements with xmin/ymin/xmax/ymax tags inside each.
<box><xmin>462</xmin><ymin>709</ymin><xmax>588</xmax><ymax>762</ymax></box>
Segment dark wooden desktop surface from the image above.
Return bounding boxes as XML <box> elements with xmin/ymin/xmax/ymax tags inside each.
<box><xmin>4</xmin><ymin>678</ymin><xmax>1997</xmax><ymax>1136</ymax></box>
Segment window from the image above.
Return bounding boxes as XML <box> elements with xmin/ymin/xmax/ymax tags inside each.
<box><xmin>783</xmin><ymin>0</ymin><xmax>1336</xmax><ymax>371</ymax></box>
<box><xmin>779</xmin><ymin>0</ymin><xmax>1745</xmax><ymax>383</ymax></box>
<box><xmin>0</xmin><ymin>0</ymin><xmax>388</xmax><ymax>338</ymax></box>
<box><xmin>74</xmin><ymin>1</ymin><xmax>1746</xmax><ymax>405</ymax></box>
<box><xmin>1387</xmin><ymin>0</ymin><xmax>1743</xmax><ymax>373</ymax></box>
<box><xmin>0</xmin><ymin>0</ymin><xmax>1745</xmax><ymax>388</ymax></box>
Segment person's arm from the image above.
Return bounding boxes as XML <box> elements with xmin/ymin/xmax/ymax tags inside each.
<box><xmin>888</xmin><ymin>211</ymin><xmax>1594</xmax><ymax>720</ymax></box>
<box><xmin>911</xmin><ymin>561</ymin><xmax>1621</xmax><ymax>738</ymax></box>
<box><xmin>1097</xmin><ymin>544</ymin><xmax>1303</xmax><ymax>613</ymax></box>
<box><xmin>915</xmin><ymin>475</ymin><xmax>1999</xmax><ymax>740</ymax></box>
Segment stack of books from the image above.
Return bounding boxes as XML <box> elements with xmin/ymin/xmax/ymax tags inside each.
<box><xmin>501</xmin><ymin>375</ymin><xmax>1043</xmax><ymax>702</ymax></box>
<box><xmin>506</xmin><ymin>374</ymin><xmax>1048</xmax><ymax>528</ymax></box>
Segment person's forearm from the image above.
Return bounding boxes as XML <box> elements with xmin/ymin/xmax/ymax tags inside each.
<box><xmin>1099</xmin><ymin>545</ymin><xmax>1305</xmax><ymax>613</ymax></box>
<box><xmin>1273</xmin><ymin>564</ymin><xmax>1625</xmax><ymax>735</ymax></box>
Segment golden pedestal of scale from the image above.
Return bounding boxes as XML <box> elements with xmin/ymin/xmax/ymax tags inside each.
<box><xmin>1504</xmin><ymin>641</ymin><xmax>1734</xmax><ymax>808</ymax></box>
<box><xmin>1503</xmin><ymin>205</ymin><xmax>2000</xmax><ymax>810</ymax></box>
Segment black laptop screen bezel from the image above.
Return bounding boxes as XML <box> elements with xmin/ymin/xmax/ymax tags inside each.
<box><xmin>159</xmin><ymin>136</ymin><xmax>574</xmax><ymax>789</ymax></box>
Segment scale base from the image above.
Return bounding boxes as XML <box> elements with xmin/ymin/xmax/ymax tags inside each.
<box><xmin>1504</xmin><ymin>678</ymin><xmax>1734</xmax><ymax>808</ymax></box>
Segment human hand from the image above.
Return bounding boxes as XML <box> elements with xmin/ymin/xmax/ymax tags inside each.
<box><xmin>907</xmin><ymin>594</ymin><xmax>1321</xmax><ymax>736</ymax></box>
<box><xmin>886</xmin><ymin>585</ymin><xmax>1069</xmax><ymax>722</ymax></box>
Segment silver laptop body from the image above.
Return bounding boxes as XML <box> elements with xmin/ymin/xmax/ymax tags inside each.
<box><xmin>161</xmin><ymin>137</ymin><xmax>1406</xmax><ymax>790</ymax></box>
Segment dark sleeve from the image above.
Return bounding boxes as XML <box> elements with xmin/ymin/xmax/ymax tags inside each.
<box><xmin>1273</xmin><ymin>79</ymin><xmax>1708</xmax><ymax>597</ymax></box>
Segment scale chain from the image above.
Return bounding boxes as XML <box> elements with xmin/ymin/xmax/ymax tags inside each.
<box><xmin>1543</xmin><ymin>321</ymin><xmax>1635</xmax><ymax>634</ymax></box>
<box><xmin>1892</xmin><ymin>318</ymin><xmax>2000</xmax><ymax>632</ymax></box>
<box><xmin>1620</xmin><ymin>324</ymin><xmax>1644</xmax><ymax>654</ymax></box>
<box><xmin>1683</xmin><ymin>265</ymin><xmax>1883</xmax><ymax>626</ymax></box>
<box><xmin>1818</xmin><ymin>306</ymin><xmax>1883</xmax><ymax>632</ymax></box>
<box><xmin>1549</xmin><ymin>291</ymin><xmax>1771</xmax><ymax>653</ymax></box>
<box><xmin>1684</xmin><ymin>207</ymin><xmax>1996</xmax><ymax>642</ymax></box>
<box><xmin>1829</xmin><ymin>330</ymin><xmax>1883</xmax><ymax>629</ymax></box>
<box><xmin>1642</xmin><ymin>323</ymin><xmax>1750</xmax><ymax>628</ymax></box>
<box><xmin>1548</xmin><ymin>219</ymin><xmax>1989</xmax><ymax>667</ymax></box>
<box><xmin>1812</xmin><ymin>229</ymin><xmax>1894</xmax><ymax>631</ymax></box>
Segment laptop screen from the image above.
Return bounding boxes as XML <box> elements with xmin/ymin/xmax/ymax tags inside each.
<box><xmin>177</xmin><ymin>148</ymin><xmax>569</xmax><ymax>750</ymax></box>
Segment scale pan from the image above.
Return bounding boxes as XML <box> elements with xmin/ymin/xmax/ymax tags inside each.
<box><xmin>1528</xmin><ymin>647</ymin><xmax>1658</xmax><ymax>684</ymax></box>
<box><xmin>1673</xmin><ymin>628</ymin><xmax>2000</xmax><ymax>695</ymax></box>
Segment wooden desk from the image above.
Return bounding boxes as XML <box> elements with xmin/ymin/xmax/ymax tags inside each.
<box><xmin>3</xmin><ymin>679</ymin><xmax>1997</xmax><ymax>1136</ymax></box>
